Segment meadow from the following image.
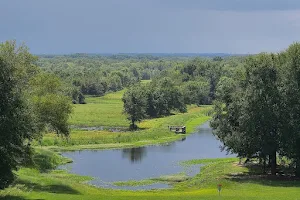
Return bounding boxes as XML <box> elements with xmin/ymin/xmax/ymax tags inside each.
<box><xmin>68</xmin><ymin>90</ymin><xmax>128</xmax><ymax>127</ymax></box>
<box><xmin>68</xmin><ymin>80</ymin><xmax>151</xmax><ymax>128</ymax></box>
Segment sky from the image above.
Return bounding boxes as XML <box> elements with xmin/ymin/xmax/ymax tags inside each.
<box><xmin>1</xmin><ymin>0</ymin><xmax>300</xmax><ymax>54</ymax></box>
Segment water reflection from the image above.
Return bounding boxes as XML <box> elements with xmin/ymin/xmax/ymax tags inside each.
<box><xmin>122</xmin><ymin>147</ymin><xmax>147</xmax><ymax>163</ymax></box>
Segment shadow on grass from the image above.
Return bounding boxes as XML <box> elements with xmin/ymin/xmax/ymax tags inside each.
<box><xmin>0</xmin><ymin>196</ymin><xmax>29</xmax><ymax>200</ymax></box>
<box><xmin>0</xmin><ymin>196</ymin><xmax>45</xmax><ymax>200</ymax></box>
<box><xmin>226</xmin><ymin>163</ymin><xmax>300</xmax><ymax>187</ymax></box>
<box><xmin>15</xmin><ymin>179</ymin><xmax>81</xmax><ymax>195</ymax></box>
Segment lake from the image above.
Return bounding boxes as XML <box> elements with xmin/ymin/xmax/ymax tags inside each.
<box><xmin>59</xmin><ymin>122</ymin><xmax>233</xmax><ymax>190</ymax></box>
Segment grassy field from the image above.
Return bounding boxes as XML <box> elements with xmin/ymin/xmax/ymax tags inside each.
<box><xmin>1</xmin><ymin>157</ymin><xmax>300</xmax><ymax>200</ymax></box>
<box><xmin>68</xmin><ymin>90</ymin><xmax>128</xmax><ymax>127</ymax></box>
<box><xmin>69</xmin><ymin>80</ymin><xmax>151</xmax><ymax>128</ymax></box>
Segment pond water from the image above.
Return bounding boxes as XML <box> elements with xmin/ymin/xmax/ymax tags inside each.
<box><xmin>59</xmin><ymin>122</ymin><xmax>233</xmax><ymax>190</ymax></box>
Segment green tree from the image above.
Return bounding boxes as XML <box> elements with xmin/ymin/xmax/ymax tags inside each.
<box><xmin>145</xmin><ymin>78</ymin><xmax>187</xmax><ymax>117</ymax></box>
<box><xmin>215</xmin><ymin>76</ymin><xmax>236</xmax><ymax>105</ymax></box>
<box><xmin>182</xmin><ymin>80</ymin><xmax>210</xmax><ymax>105</ymax></box>
<box><xmin>280</xmin><ymin>43</ymin><xmax>300</xmax><ymax>176</ymax></box>
<box><xmin>211</xmin><ymin>53</ymin><xmax>281</xmax><ymax>175</ymax></box>
<box><xmin>29</xmin><ymin>73</ymin><xmax>73</xmax><ymax>136</ymax></box>
<box><xmin>0</xmin><ymin>56</ymin><xmax>37</xmax><ymax>189</ymax></box>
<box><xmin>122</xmin><ymin>85</ymin><xmax>147</xmax><ymax>130</ymax></box>
<box><xmin>0</xmin><ymin>41</ymin><xmax>73</xmax><ymax>189</ymax></box>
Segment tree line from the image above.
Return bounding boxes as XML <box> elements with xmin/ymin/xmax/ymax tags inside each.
<box><xmin>122</xmin><ymin>78</ymin><xmax>187</xmax><ymax>129</ymax></box>
<box><xmin>37</xmin><ymin>54</ymin><xmax>244</xmax><ymax>106</ymax></box>
<box><xmin>36</xmin><ymin>54</ymin><xmax>182</xmax><ymax>103</ymax></box>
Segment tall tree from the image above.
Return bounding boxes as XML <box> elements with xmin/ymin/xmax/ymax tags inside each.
<box><xmin>0</xmin><ymin>57</ymin><xmax>37</xmax><ymax>189</ymax></box>
<box><xmin>279</xmin><ymin>43</ymin><xmax>300</xmax><ymax>176</ymax></box>
<box><xmin>0</xmin><ymin>41</ymin><xmax>73</xmax><ymax>189</ymax></box>
<box><xmin>211</xmin><ymin>53</ymin><xmax>281</xmax><ymax>175</ymax></box>
<box><xmin>122</xmin><ymin>86</ymin><xmax>147</xmax><ymax>130</ymax></box>
<box><xmin>29</xmin><ymin>73</ymin><xmax>72</xmax><ymax>136</ymax></box>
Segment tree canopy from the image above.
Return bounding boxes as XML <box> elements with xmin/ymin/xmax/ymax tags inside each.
<box><xmin>0</xmin><ymin>41</ymin><xmax>72</xmax><ymax>189</ymax></box>
<box><xmin>211</xmin><ymin>43</ymin><xmax>300</xmax><ymax>176</ymax></box>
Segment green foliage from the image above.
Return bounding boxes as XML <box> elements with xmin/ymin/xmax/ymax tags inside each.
<box><xmin>215</xmin><ymin>76</ymin><xmax>236</xmax><ymax>104</ymax></box>
<box><xmin>29</xmin><ymin>73</ymin><xmax>73</xmax><ymax>136</ymax></box>
<box><xmin>37</xmin><ymin>53</ymin><xmax>246</xmax><ymax>108</ymax></box>
<box><xmin>0</xmin><ymin>43</ymin><xmax>38</xmax><ymax>189</ymax></box>
<box><xmin>0</xmin><ymin>41</ymin><xmax>73</xmax><ymax>189</ymax></box>
<box><xmin>279</xmin><ymin>43</ymin><xmax>300</xmax><ymax>176</ymax></box>
<box><xmin>122</xmin><ymin>85</ymin><xmax>147</xmax><ymax>129</ymax></box>
<box><xmin>122</xmin><ymin>77</ymin><xmax>188</xmax><ymax>128</ymax></box>
<box><xmin>211</xmin><ymin>53</ymin><xmax>282</xmax><ymax>174</ymax></box>
<box><xmin>182</xmin><ymin>80</ymin><xmax>210</xmax><ymax>105</ymax></box>
<box><xmin>145</xmin><ymin>78</ymin><xmax>187</xmax><ymax>117</ymax></box>
<box><xmin>36</xmin><ymin>54</ymin><xmax>170</xmax><ymax>98</ymax></box>
<box><xmin>211</xmin><ymin>43</ymin><xmax>300</xmax><ymax>176</ymax></box>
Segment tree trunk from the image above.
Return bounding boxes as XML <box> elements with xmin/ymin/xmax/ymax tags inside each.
<box><xmin>296</xmin><ymin>159</ymin><xmax>300</xmax><ymax>177</ymax></box>
<box><xmin>263</xmin><ymin>158</ymin><xmax>266</xmax><ymax>174</ymax></box>
<box><xmin>268</xmin><ymin>155</ymin><xmax>271</xmax><ymax>167</ymax></box>
<box><xmin>270</xmin><ymin>151</ymin><xmax>277</xmax><ymax>175</ymax></box>
<box><xmin>131</xmin><ymin>118</ymin><xmax>136</xmax><ymax>130</ymax></box>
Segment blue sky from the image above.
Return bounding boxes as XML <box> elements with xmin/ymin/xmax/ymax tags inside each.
<box><xmin>1</xmin><ymin>0</ymin><xmax>300</xmax><ymax>54</ymax></box>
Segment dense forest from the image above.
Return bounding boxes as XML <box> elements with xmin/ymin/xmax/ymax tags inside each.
<box><xmin>36</xmin><ymin>54</ymin><xmax>244</xmax><ymax>106</ymax></box>
<box><xmin>36</xmin><ymin>54</ymin><xmax>176</xmax><ymax>103</ymax></box>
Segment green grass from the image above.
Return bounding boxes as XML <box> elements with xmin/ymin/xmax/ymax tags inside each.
<box><xmin>113</xmin><ymin>179</ymin><xmax>157</xmax><ymax>187</ymax></box>
<box><xmin>113</xmin><ymin>173</ymin><xmax>190</xmax><ymax>187</ymax></box>
<box><xmin>1</xmin><ymin>157</ymin><xmax>300</xmax><ymax>200</ymax></box>
<box><xmin>68</xmin><ymin>90</ymin><xmax>128</xmax><ymax>127</ymax></box>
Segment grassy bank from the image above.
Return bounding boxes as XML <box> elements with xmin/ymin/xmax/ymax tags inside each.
<box><xmin>1</xmin><ymin>157</ymin><xmax>300</xmax><ymax>200</ymax></box>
